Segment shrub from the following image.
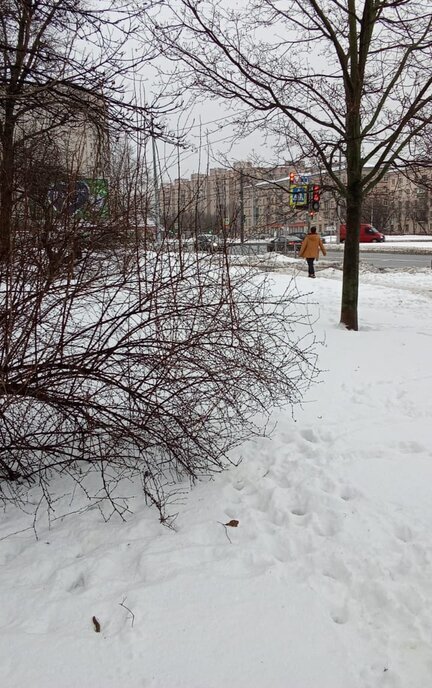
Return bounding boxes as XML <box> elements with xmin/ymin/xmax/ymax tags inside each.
<box><xmin>0</xmin><ymin>243</ymin><xmax>318</xmax><ymax>521</ymax></box>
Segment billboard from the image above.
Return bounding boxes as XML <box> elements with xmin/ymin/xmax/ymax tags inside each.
<box><xmin>48</xmin><ymin>178</ymin><xmax>109</xmax><ymax>219</ymax></box>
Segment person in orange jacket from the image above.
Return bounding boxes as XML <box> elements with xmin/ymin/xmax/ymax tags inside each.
<box><xmin>298</xmin><ymin>226</ymin><xmax>327</xmax><ymax>278</ymax></box>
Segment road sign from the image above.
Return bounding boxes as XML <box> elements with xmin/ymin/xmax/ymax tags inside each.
<box><xmin>289</xmin><ymin>183</ymin><xmax>308</xmax><ymax>208</ymax></box>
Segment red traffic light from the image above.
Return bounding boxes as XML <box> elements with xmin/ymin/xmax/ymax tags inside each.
<box><xmin>289</xmin><ymin>171</ymin><xmax>295</xmax><ymax>182</ymax></box>
<box><xmin>310</xmin><ymin>184</ymin><xmax>321</xmax><ymax>211</ymax></box>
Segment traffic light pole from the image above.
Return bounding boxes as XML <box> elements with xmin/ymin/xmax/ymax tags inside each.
<box><xmin>239</xmin><ymin>169</ymin><xmax>245</xmax><ymax>243</ymax></box>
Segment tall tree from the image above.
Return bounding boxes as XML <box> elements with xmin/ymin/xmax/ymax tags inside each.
<box><xmin>153</xmin><ymin>0</ymin><xmax>432</xmax><ymax>329</ymax></box>
<box><xmin>0</xmin><ymin>0</ymin><xmax>169</xmax><ymax>259</ymax></box>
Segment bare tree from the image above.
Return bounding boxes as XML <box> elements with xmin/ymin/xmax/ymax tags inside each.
<box><xmin>360</xmin><ymin>190</ymin><xmax>393</xmax><ymax>232</ymax></box>
<box><xmin>0</xmin><ymin>0</ymin><xmax>171</xmax><ymax>259</ymax></box>
<box><xmin>108</xmin><ymin>135</ymin><xmax>154</xmax><ymax>239</ymax></box>
<box><xmin>150</xmin><ymin>0</ymin><xmax>432</xmax><ymax>329</ymax></box>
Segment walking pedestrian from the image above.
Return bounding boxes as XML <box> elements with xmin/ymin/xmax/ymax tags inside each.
<box><xmin>298</xmin><ymin>226</ymin><xmax>327</xmax><ymax>277</ymax></box>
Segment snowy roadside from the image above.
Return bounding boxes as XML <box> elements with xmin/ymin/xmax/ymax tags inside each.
<box><xmin>325</xmin><ymin>243</ymin><xmax>432</xmax><ymax>254</ymax></box>
<box><xmin>229</xmin><ymin>249</ymin><xmax>432</xmax><ymax>283</ymax></box>
<box><xmin>1</xmin><ymin>261</ymin><xmax>432</xmax><ymax>688</ymax></box>
<box><xmin>323</xmin><ymin>235</ymin><xmax>432</xmax><ymax>254</ymax></box>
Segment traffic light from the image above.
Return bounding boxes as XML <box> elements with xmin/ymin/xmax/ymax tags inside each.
<box><xmin>311</xmin><ymin>184</ymin><xmax>321</xmax><ymax>212</ymax></box>
<box><xmin>289</xmin><ymin>171</ymin><xmax>295</xmax><ymax>183</ymax></box>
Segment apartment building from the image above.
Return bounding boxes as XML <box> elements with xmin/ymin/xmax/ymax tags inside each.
<box><xmin>12</xmin><ymin>85</ymin><xmax>109</xmax><ymax>174</ymax></box>
<box><xmin>383</xmin><ymin>170</ymin><xmax>431</xmax><ymax>234</ymax></box>
<box><xmin>160</xmin><ymin>163</ymin><xmax>432</xmax><ymax>237</ymax></box>
<box><xmin>5</xmin><ymin>87</ymin><xmax>110</xmax><ymax>225</ymax></box>
<box><xmin>161</xmin><ymin>162</ymin><xmax>301</xmax><ymax>235</ymax></box>
<box><xmin>285</xmin><ymin>169</ymin><xmax>432</xmax><ymax>235</ymax></box>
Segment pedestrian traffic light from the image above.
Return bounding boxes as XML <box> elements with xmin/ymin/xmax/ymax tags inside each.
<box><xmin>311</xmin><ymin>184</ymin><xmax>321</xmax><ymax>212</ymax></box>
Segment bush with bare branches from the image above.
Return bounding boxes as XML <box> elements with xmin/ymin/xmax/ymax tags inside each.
<box><xmin>0</xmin><ymin>239</ymin><xmax>318</xmax><ymax>521</ymax></box>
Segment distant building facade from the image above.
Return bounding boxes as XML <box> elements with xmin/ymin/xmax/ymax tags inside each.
<box><xmin>160</xmin><ymin>162</ymin><xmax>432</xmax><ymax>236</ymax></box>
<box><xmin>6</xmin><ymin>88</ymin><xmax>111</xmax><ymax>223</ymax></box>
<box><xmin>161</xmin><ymin>162</ymin><xmax>296</xmax><ymax>237</ymax></box>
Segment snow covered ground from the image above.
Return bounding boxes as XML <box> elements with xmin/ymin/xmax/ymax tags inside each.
<box><xmin>2</xmin><ymin>259</ymin><xmax>432</xmax><ymax>687</ymax></box>
<box><xmin>323</xmin><ymin>235</ymin><xmax>432</xmax><ymax>252</ymax></box>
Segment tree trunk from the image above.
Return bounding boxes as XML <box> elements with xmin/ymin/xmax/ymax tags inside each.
<box><xmin>340</xmin><ymin>183</ymin><xmax>361</xmax><ymax>330</ymax></box>
<box><xmin>340</xmin><ymin>110</ymin><xmax>362</xmax><ymax>331</ymax></box>
<box><xmin>0</xmin><ymin>107</ymin><xmax>15</xmax><ymax>261</ymax></box>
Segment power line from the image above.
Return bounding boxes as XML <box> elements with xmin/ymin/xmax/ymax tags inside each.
<box><xmin>157</xmin><ymin>130</ymin><xmax>243</xmax><ymax>167</ymax></box>
<box><xmin>170</xmin><ymin>111</ymin><xmax>243</xmax><ymax>134</ymax></box>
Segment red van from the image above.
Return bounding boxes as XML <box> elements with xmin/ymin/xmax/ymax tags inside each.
<box><xmin>339</xmin><ymin>224</ymin><xmax>385</xmax><ymax>243</ymax></box>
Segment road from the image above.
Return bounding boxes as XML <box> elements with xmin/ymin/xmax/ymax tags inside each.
<box><xmin>324</xmin><ymin>249</ymin><xmax>432</xmax><ymax>269</ymax></box>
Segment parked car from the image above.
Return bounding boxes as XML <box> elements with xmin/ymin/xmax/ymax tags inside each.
<box><xmin>321</xmin><ymin>230</ymin><xmax>337</xmax><ymax>243</ymax></box>
<box><xmin>267</xmin><ymin>235</ymin><xmax>304</xmax><ymax>253</ymax></box>
<box><xmin>194</xmin><ymin>234</ymin><xmax>221</xmax><ymax>252</ymax></box>
<box><xmin>339</xmin><ymin>224</ymin><xmax>385</xmax><ymax>243</ymax></box>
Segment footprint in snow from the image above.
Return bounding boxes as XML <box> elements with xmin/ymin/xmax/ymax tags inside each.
<box><xmin>398</xmin><ymin>440</ymin><xmax>426</xmax><ymax>454</ymax></box>
<box><xmin>67</xmin><ymin>572</ymin><xmax>86</xmax><ymax>593</ymax></box>
<box><xmin>394</xmin><ymin>523</ymin><xmax>414</xmax><ymax>543</ymax></box>
<box><xmin>271</xmin><ymin>542</ymin><xmax>294</xmax><ymax>564</ymax></box>
<box><xmin>330</xmin><ymin>602</ymin><xmax>349</xmax><ymax>625</ymax></box>
<box><xmin>339</xmin><ymin>484</ymin><xmax>359</xmax><ymax>502</ymax></box>
<box><xmin>291</xmin><ymin>506</ymin><xmax>308</xmax><ymax>517</ymax></box>
<box><xmin>300</xmin><ymin>428</ymin><xmax>319</xmax><ymax>443</ymax></box>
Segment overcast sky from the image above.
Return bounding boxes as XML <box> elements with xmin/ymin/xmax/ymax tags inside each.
<box><xmin>153</xmin><ymin>101</ymin><xmax>275</xmax><ymax>181</ymax></box>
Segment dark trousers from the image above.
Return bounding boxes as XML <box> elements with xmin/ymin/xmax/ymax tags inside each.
<box><xmin>306</xmin><ymin>257</ymin><xmax>315</xmax><ymax>276</ymax></box>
